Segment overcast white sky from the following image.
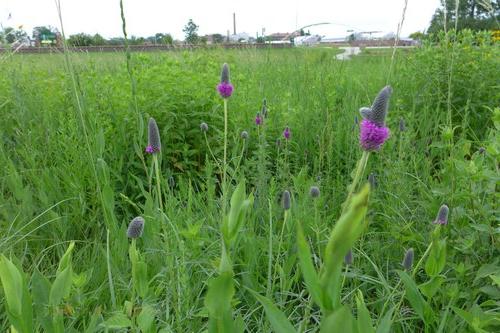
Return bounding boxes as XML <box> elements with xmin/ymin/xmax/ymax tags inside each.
<box><xmin>1</xmin><ymin>0</ymin><xmax>440</xmax><ymax>39</ymax></box>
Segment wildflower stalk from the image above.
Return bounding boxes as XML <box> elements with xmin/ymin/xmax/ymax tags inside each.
<box><xmin>272</xmin><ymin>209</ymin><xmax>289</xmax><ymax>297</ymax></box>
<box><xmin>341</xmin><ymin>150</ymin><xmax>370</xmax><ymax>215</ymax></box>
<box><xmin>153</xmin><ymin>154</ymin><xmax>163</xmax><ymax>211</ymax></box>
<box><xmin>203</xmin><ymin>132</ymin><xmax>222</xmax><ymax>171</ymax></box>
<box><xmin>222</xmin><ymin>98</ymin><xmax>228</xmax><ymax>214</ymax></box>
<box><xmin>266</xmin><ymin>199</ymin><xmax>273</xmax><ymax>298</ymax></box>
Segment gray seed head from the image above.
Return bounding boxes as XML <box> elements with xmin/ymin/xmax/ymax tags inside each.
<box><xmin>220</xmin><ymin>63</ymin><xmax>230</xmax><ymax>83</ymax></box>
<box><xmin>148</xmin><ymin>117</ymin><xmax>161</xmax><ymax>152</ymax></box>
<box><xmin>344</xmin><ymin>249</ymin><xmax>353</xmax><ymax>265</ymax></box>
<box><xmin>359</xmin><ymin>85</ymin><xmax>392</xmax><ymax>126</ymax></box>
<box><xmin>478</xmin><ymin>147</ymin><xmax>486</xmax><ymax>154</ymax></box>
<box><xmin>261</xmin><ymin>99</ymin><xmax>268</xmax><ymax>118</ymax></box>
<box><xmin>168</xmin><ymin>176</ymin><xmax>175</xmax><ymax>189</ymax></box>
<box><xmin>402</xmin><ymin>248</ymin><xmax>414</xmax><ymax>270</ymax></box>
<box><xmin>241</xmin><ymin>130</ymin><xmax>249</xmax><ymax>139</ymax></box>
<box><xmin>434</xmin><ymin>204</ymin><xmax>449</xmax><ymax>225</ymax></box>
<box><xmin>399</xmin><ymin>117</ymin><xmax>406</xmax><ymax>132</ymax></box>
<box><xmin>200</xmin><ymin>122</ymin><xmax>208</xmax><ymax>132</ymax></box>
<box><xmin>127</xmin><ymin>216</ymin><xmax>145</xmax><ymax>239</ymax></box>
<box><xmin>282</xmin><ymin>190</ymin><xmax>291</xmax><ymax>210</ymax></box>
<box><xmin>368</xmin><ymin>172</ymin><xmax>377</xmax><ymax>189</ymax></box>
<box><xmin>309</xmin><ymin>186</ymin><xmax>320</xmax><ymax>198</ymax></box>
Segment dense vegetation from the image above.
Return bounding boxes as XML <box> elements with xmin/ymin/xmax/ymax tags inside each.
<box><xmin>0</xmin><ymin>30</ymin><xmax>498</xmax><ymax>332</ymax></box>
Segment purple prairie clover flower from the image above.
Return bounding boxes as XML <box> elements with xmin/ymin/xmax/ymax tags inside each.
<box><xmin>255</xmin><ymin>113</ymin><xmax>263</xmax><ymax>126</ymax></box>
<box><xmin>262</xmin><ymin>99</ymin><xmax>268</xmax><ymax>118</ymax></box>
<box><xmin>344</xmin><ymin>249</ymin><xmax>353</xmax><ymax>265</ymax></box>
<box><xmin>399</xmin><ymin>117</ymin><xmax>406</xmax><ymax>132</ymax></box>
<box><xmin>146</xmin><ymin>117</ymin><xmax>161</xmax><ymax>154</ymax></box>
<box><xmin>402</xmin><ymin>248</ymin><xmax>414</xmax><ymax>270</ymax></box>
<box><xmin>127</xmin><ymin>216</ymin><xmax>145</xmax><ymax>239</ymax></box>
<box><xmin>368</xmin><ymin>172</ymin><xmax>377</xmax><ymax>189</ymax></box>
<box><xmin>359</xmin><ymin>119</ymin><xmax>390</xmax><ymax>151</ymax></box>
<box><xmin>309</xmin><ymin>186</ymin><xmax>320</xmax><ymax>198</ymax></box>
<box><xmin>217</xmin><ymin>63</ymin><xmax>233</xmax><ymax>98</ymax></box>
<box><xmin>282</xmin><ymin>190</ymin><xmax>291</xmax><ymax>210</ymax></box>
<box><xmin>283</xmin><ymin>126</ymin><xmax>291</xmax><ymax>140</ymax></box>
<box><xmin>358</xmin><ymin>86</ymin><xmax>392</xmax><ymax>151</ymax></box>
<box><xmin>359</xmin><ymin>86</ymin><xmax>393</xmax><ymax>126</ymax></box>
<box><xmin>433</xmin><ymin>204</ymin><xmax>449</xmax><ymax>225</ymax></box>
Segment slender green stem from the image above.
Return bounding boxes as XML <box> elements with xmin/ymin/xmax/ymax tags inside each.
<box><xmin>203</xmin><ymin>132</ymin><xmax>222</xmax><ymax>171</ymax></box>
<box><xmin>266</xmin><ymin>199</ymin><xmax>273</xmax><ymax>298</ymax></box>
<box><xmin>232</xmin><ymin>141</ymin><xmax>246</xmax><ymax>179</ymax></box>
<box><xmin>378</xmin><ymin>279</ymin><xmax>402</xmax><ymax>325</ymax></box>
<box><xmin>299</xmin><ymin>295</ymin><xmax>313</xmax><ymax>333</ymax></box>
<box><xmin>222</xmin><ymin>98</ymin><xmax>228</xmax><ymax>215</ymax></box>
<box><xmin>106</xmin><ymin>229</ymin><xmax>116</xmax><ymax>309</ymax></box>
<box><xmin>412</xmin><ymin>241</ymin><xmax>433</xmax><ymax>279</ymax></box>
<box><xmin>342</xmin><ymin>151</ymin><xmax>370</xmax><ymax>215</ymax></box>
<box><xmin>272</xmin><ymin>210</ymin><xmax>289</xmax><ymax>295</ymax></box>
<box><xmin>153</xmin><ymin>154</ymin><xmax>163</xmax><ymax>211</ymax></box>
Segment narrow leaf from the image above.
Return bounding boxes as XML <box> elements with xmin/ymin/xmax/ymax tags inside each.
<box><xmin>320</xmin><ymin>306</ymin><xmax>354</xmax><ymax>333</ymax></box>
<box><xmin>296</xmin><ymin>222</ymin><xmax>323</xmax><ymax>309</ymax></box>
<box><xmin>249</xmin><ymin>289</ymin><xmax>297</xmax><ymax>333</ymax></box>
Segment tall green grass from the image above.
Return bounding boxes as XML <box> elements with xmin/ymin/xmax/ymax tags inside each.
<box><xmin>0</xmin><ymin>31</ymin><xmax>498</xmax><ymax>331</ymax></box>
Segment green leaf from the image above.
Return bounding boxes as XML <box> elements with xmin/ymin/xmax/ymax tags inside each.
<box><xmin>31</xmin><ymin>270</ymin><xmax>54</xmax><ymax>332</ymax></box>
<box><xmin>205</xmin><ymin>271</ymin><xmax>236</xmax><ymax>333</ymax></box>
<box><xmin>419</xmin><ymin>276</ymin><xmax>444</xmax><ymax>299</ymax></box>
<box><xmin>49</xmin><ymin>265</ymin><xmax>73</xmax><ymax>307</ymax></box>
<box><xmin>137</xmin><ymin>304</ymin><xmax>156</xmax><ymax>333</ymax></box>
<box><xmin>56</xmin><ymin>241</ymin><xmax>75</xmax><ymax>275</ymax></box>
<box><xmin>0</xmin><ymin>255</ymin><xmax>33</xmax><ymax>333</ymax></box>
<box><xmin>355</xmin><ymin>291</ymin><xmax>375</xmax><ymax>333</ymax></box>
<box><xmin>249</xmin><ymin>289</ymin><xmax>296</xmax><ymax>333</ymax></box>
<box><xmin>224</xmin><ymin>181</ymin><xmax>254</xmax><ymax>244</ymax></box>
<box><xmin>321</xmin><ymin>184</ymin><xmax>370</xmax><ymax>311</ymax></box>
<box><xmin>320</xmin><ymin>306</ymin><xmax>354</xmax><ymax>333</ymax></box>
<box><xmin>135</xmin><ymin>261</ymin><xmax>149</xmax><ymax>298</ymax></box>
<box><xmin>0</xmin><ymin>255</ymin><xmax>23</xmax><ymax>316</ymax></box>
<box><xmin>296</xmin><ymin>222</ymin><xmax>323</xmax><ymax>310</ymax></box>
<box><xmin>102</xmin><ymin>313</ymin><xmax>132</xmax><ymax>329</ymax></box>
<box><xmin>424</xmin><ymin>239</ymin><xmax>446</xmax><ymax>277</ymax></box>
<box><xmin>375</xmin><ymin>307</ymin><xmax>394</xmax><ymax>333</ymax></box>
<box><xmin>397</xmin><ymin>270</ymin><xmax>431</xmax><ymax>322</ymax></box>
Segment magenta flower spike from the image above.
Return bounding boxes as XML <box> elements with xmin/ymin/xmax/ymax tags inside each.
<box><xmin>217</xmin><ymin>63</ymin><xmax>234</xmax><ymax>98</ymax></box>
<box><xmin>283</xmin><ymin>126</ymin><xmax>291</xmax><ymax>140</ymax></box>
<box><xmin>255</xmin><ymin>113</ymin><xmax>263</xmax><ymax>126</ymax></box>
<box><xmin>359</xmin><ymin>86</ymin><xmax>392</xmax><ymax>151</ymax></box>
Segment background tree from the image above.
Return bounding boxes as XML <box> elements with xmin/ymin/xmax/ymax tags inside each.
<box><xmin>33</xmin><ymin>26</ymin><xmax>58</xmax><ymax>40</ymax></box>
<box><xmin>428</xmin><ymin>0</ymin><xmax>500</xmax><ymax>33</ymax></box>
<box><xmin>92</xmin><ymin>34</ymin><xmax>107</xmax><ymax>45</ymax></box>
<box><xmin>212</xmin><ymin>33</ymin><xmax>224</xmax><ymax>44</ymax></box>
<box><xmin>183</xmin><ymin>19</ymin><xmax>199</xmax><ymax>44</ymax></box>
<box><xmin>67</xmin><ymin>33</ymin><xmax>94</xmax><ymax>46</ymax></box>
<box><xmin>1</xmin><ymin>27</ymin><xmax>28</xmax><ymax>44</ymax></box>
<box><xmin>409</xmin><ymin>31</ymin><xmax>426</xmax><ymax>40</ymax></box>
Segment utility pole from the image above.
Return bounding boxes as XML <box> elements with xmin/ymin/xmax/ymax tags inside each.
<box><xmin>233</xmin><ymin>13</ymin><xmax>236</xmax><ymax>35</ymax></box>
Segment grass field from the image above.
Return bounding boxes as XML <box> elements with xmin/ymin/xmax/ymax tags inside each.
<box><xmin>0</xmin><ymin>31</ymin><xmax>499</xmax><ymax>332</ymax></box>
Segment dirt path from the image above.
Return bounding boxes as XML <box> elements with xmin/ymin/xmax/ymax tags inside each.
<box><xmin>336</xmin><ymin>46</ymin><xmax>361</xmax><ymax>60</ymax></box>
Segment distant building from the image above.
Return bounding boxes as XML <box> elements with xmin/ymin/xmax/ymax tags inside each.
<box><xmin>229</xmin><ymin>32</ymin><xmax>251</xmax><ymax>43</ymax></box>
<box><xmin>267</xmin><ymin>32</ymin><xmax>300</xmax><ymax>43</ymax></box>
<box><xmin>294</xmin><ymin>35</ymin><xmax>321</xmax><ymax>46</ymax></box>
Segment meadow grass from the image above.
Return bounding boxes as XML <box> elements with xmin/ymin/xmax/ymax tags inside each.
<box><xmin>0</xmin><ymin>35</ymin><xmax>498</xmax><ymax>332</ymax></box>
